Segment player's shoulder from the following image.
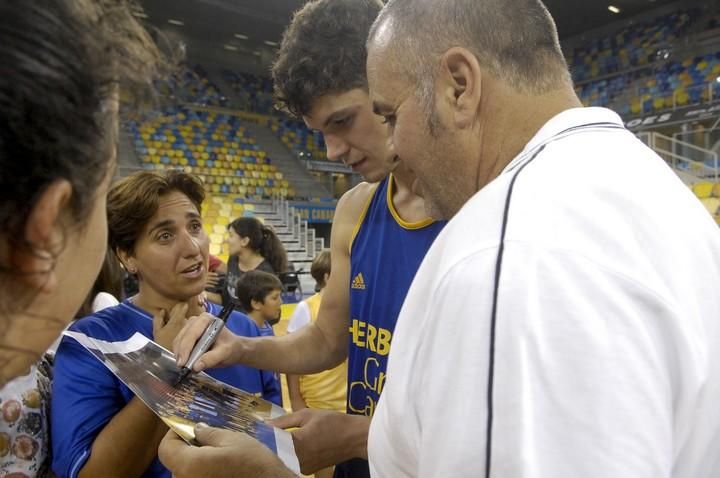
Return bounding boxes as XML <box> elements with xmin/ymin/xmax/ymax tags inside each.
<box><xmin>335</xmin><ymin>181</ymin><xmax>380</xmax><ymax>225</ymax></box>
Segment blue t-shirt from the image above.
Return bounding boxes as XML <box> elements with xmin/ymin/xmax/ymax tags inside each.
<box><xmin>258</xmin><ymin>321</ymin><xmax>275</xmax><ymax>337</ymax></box>
<box><xmin>336</xmin><ymin>175</ymin><xmax>445</xmax><ymax>478</ymax></box>
<box><xmin>51</xmin><ymin>300</ymin><xmax>281</xmax><ymax>478</ymax></box>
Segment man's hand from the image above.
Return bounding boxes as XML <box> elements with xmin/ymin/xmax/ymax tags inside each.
<box><xmin>173</xmin><ymin>313</ymin><xmax>244</xmax><ymax>371</ymax></box>
<box><xmin>270</xmin><ymin>409</ymin><xmax>369</xmax><ymax>475</ymax></box>
<box><xmin>153</xmin><ymin>302</ymin><xmax>191</xmax><ymax>350</ymax></box>
<box><xmin>158</xmin><ymin>424</ymin><xmax>296</xmax><ymax>478</ymax></box>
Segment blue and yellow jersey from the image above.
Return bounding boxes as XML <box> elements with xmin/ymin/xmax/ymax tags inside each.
<box><xmin>346</xmin><ymin>174</ymin><xmax>446</xmax><ymax>417</ymax></box>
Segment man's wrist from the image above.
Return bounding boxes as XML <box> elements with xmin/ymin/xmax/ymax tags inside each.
<box><xmin>345</xmin><ymin>414</ymin><xmax>370</xmax><ymax>460</ymax></box>
<box><xmin>231</xmin><ymin>334</ymin><xmax>250</xmax><ymax>364</ymax></box>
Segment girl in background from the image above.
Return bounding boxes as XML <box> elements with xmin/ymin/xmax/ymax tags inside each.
<box><xmin>219</xmin><ymin>217</ymin><xmax>288</xmax><ymax>307</ymax></box>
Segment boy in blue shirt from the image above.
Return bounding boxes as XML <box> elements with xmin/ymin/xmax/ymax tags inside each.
<box><xmin>235</xmin><ymin>270</ymin><xmax>284</xmax><ymax>337</ymax></box>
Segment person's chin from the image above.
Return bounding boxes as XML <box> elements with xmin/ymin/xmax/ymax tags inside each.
<box><xmin>361</xmin><ymin>171</ymin><xmax>386</xmax><ymax>184</ymax></box>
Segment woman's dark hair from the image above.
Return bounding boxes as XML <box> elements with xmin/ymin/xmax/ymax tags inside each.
<box><xmin>228</xmin><ymin>217</ymin><xmax>289</xmax><ymax>274</ymax></box>
<box><xmin>272</xmin><ymin>0</ymin><xmax>383</xmax><ymax>118</ymax></box>
<box><xmin>76</xmin><ymin>249</ymin><xmax>125</xmax><ymax>318</ymax></box>
<box><xmin>107</xmin><ymin>170</ymin><xmax>205</xmax><ymax>255</ymax></box>
<box><xmin>0</xmin><ymin>0</ymin><xmax>166</xmax><ymax>248</ymax></box>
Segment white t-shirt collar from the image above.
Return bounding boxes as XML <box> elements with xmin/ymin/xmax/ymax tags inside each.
<box><xmin>503</xmin><ymin>107</ymin><xmax>625</xmax><ymax>174</ymax></box>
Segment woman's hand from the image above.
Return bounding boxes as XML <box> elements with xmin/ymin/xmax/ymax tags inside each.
<box><xmin>153</xmin><ymin>302</ymin><xmax>191</xmax><ymax>350</ymax></box>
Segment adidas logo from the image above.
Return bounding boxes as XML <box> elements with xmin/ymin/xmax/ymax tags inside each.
<box><xmin>351</xmin><ymin>272</ymin><xmax>366</xmax><ymax>290</ymax></box>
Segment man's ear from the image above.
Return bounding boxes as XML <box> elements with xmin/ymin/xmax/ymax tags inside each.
<box><xmin>13</xmin><ymin>179</ymin><xmax>73</xmax><ymax>294</ymax></box>
<box><xmin>439</xmin><ymin>47</ymin><xmax>483</xmax><ymax>129</ymax></box>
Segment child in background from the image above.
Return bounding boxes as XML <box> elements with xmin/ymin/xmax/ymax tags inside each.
<box><xmin>235</xmin><ymin>270</ymin><xmax>284</xmax><ymax>337</ymax></box>
<box><xmin>286</xmin><ymin>250</ymin><xmax>347</xmax><ymax>478</ymax></box>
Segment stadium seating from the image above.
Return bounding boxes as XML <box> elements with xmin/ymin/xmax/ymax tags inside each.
<box><xmin>126</xmin><ymin>106</ymin><xmax>295</xmax><ymax>198</ymax></box>
<box><xmin>268</xmin><ymin>117</ymin><xmax>327</xmax><ymax>161</ymax></box>
<box><xmin>571</xmin><ymin>8</ymin><xmax>720</xmax><ymax>116</ymax></box>
<box><xmin>156</xmin><ymin>64</ymin><xmax>228</xmax><ymax>107</ymax></box>
<box><xmin>692</xmin><ymin>181</ymin><xmax>720</xmax><ymax>224</ymax></box>
<box><xmin>221</xmin><ymin>71</ymin><xmax>329</xmax><ymax>161</ymax></box>
<box><xmin>570</xmin><ymin>9</ymin><xmax>697</xmax><ymax>82</ymax></box>
<box><xmin>222</xmin><ymin>70</ymin><xmax>275</xmax><ymax>114</ymax></box>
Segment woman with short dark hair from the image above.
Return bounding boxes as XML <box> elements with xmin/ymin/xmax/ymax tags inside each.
<box><xmin>51</xmin><ymin>170</ymin><xmax>281</xmax><ymax>478</ymax></box>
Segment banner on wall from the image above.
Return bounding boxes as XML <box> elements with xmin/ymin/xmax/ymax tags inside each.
<box><xmin>624</xmin><ymin>101</ymin><xmax>720</xmax><ymax>130</ymax></box>
<box><xmin>292</xmin><ymin>205</ymin><xmax>336</xmax><ymax>223</ymax></box>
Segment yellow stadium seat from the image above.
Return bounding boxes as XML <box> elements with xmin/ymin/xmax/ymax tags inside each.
<box><xmin>212</xmin><ymin>224</ymin><xmax>226</xmax><ymax>234</ymax></box>
<box><xmin>210</xmin><ymin>244</ymin><xmax>221</xmax><ymax>256</ymax></box>
<box><xmin>701</xmin><ymin>197</ymin><xmax>720</xmax><ymax>215</ymax></box>
<box><xmin>693</xmin><ymin>182</ymin><xmax>714</xmax><ymax>199</ymax></box>
<box><xmin>209</xmin><ymin>233</ymin><xmax>223</xmax><ymax>245</ymax></box>
<box><xmin>713</xmin><ymin>183</ymin><xmax>720</xmax><ymax>198</ymax></box>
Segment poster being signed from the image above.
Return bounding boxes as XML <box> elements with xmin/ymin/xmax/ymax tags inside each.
<box><xmin>63</xmin><ymin>331</ymin><xmax>299</xmax><ymax>474</ymax></box>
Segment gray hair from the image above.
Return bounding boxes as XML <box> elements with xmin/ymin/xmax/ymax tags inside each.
<box><xmin>369</xmin><ymin>0</ymin><xmax>572</xmax><ymax>111</ymax></box>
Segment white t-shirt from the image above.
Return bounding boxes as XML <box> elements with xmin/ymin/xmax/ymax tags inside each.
<box><xmin>286</xmin><ymin>301</ymin><xmax>311</xmax><ymax>334</ymax></box>
<box><xmin>368</xmin><ymin>107</ymin><xmax>720</xmax><ymax>478</ymax></box>
<box><xmin>91</xmin><ymin>292</ymin><xmax>119</xmax><ymax>312</ymax></box>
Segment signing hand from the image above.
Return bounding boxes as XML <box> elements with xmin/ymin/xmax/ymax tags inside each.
<box><xmin>158</xmin><ymin>424</ymin><xmax>295</xmax><ymax>478</ymax></box>
<box><xmin>172</xmin><ymin>312</ymin><xmax>244</xmax><ymax>371</ymax></box>
<box><xmin>270</xmin><ymin>409</ymin><xmax>370</xmax><ymax>475</ymax></box>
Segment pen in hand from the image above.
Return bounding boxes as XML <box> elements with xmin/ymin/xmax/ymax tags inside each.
<box><xmin>173</xmin><ymin>302</ymin><xmax>235</xmax><ymax>386</ymax></box>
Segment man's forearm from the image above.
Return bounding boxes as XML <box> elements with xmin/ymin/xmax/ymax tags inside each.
<box><xmin>238</xmin><ymin>322</ymin><xmax>347</xmax><ymax>374</ymax></box>
<box><xmin>79</xmin><ymin>397</ymin><xmax>167</xmax><ymax>478</ymax></box>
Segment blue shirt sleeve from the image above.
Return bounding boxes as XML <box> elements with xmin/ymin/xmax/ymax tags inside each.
<box><xmin>51</xmin><ymin>336</ymin><xmax>129</xmax><ymax>478</ymax></box>
<box><xmin>261</xmin><ymin>368</ymin><xmax>282</xmax><ymax>406</ymax></box>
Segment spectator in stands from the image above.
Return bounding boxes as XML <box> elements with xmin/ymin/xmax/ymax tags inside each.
<box><xmin>160</xmin><ymin>1</ymin><xmax>445</xmax><ymax>477</ymax></box>
<box><xmin>235</xmin><ymin>270</ymin><xmax>283</xmax><ymax>336</ymax></box>
<box><xmin>286</xmin><ymin>249</ymin><xmax>347</xmax><ymax>478</ymax></box>
<box><xmin>52</xmin><ymin>170</ymin><xmax>281</xmax><ymax>478</ymax></box>
<box><xmin>217</xmin><ymin>217</ymin><xmax>288</xmax><ymax>308</ymax></box>
<box><xmin>0</xmin><ymin>1</ymin><xmax>164</xmax><ymax>477</ymax></box>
